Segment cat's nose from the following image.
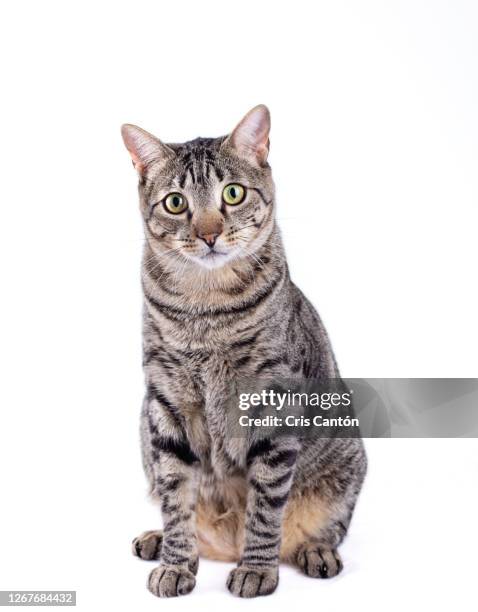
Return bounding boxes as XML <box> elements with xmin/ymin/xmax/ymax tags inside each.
<box><xmin>198</xmin><ymin>232</ymin><xmax>220</xmax><ymax>248</ymax></box>
<box><xmin>193</xmin><ymin>210</ymin><xmax>224</xmax><ymax>248</ymax></box>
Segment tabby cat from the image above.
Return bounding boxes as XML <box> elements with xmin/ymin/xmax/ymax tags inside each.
<box><xmin>121</xmin><ymin>106</ymin><xmax>367</xmax><ymax>598</ymax></box>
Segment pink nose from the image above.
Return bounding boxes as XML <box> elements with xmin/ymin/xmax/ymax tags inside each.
<box><xmin>199</xmin><ymin>233</ymin><xmax>219</xmax><ymax>248</ymax></box>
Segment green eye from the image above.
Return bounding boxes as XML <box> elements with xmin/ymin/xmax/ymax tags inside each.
<box><xmin>223</xmin><ymin>183</ymin><xmax>246</xmax><ymax>206</ymax></box>
<box><xmin>164</xmin><ymin>193</ymin><xmax>188</xmax><ymax>214</ymax></box>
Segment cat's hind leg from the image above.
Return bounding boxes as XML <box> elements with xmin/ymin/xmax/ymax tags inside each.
<box><xmin>280</xmin><ymin>494</ymin><xmax>350</xmax><ymax>579</ymax></box>
<box><xmin>294</xmin><ymin>534</ymin><xmax>344</xmax><ymax>579</ymax></box>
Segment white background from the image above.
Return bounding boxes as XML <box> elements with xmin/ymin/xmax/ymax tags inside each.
<box><xmin>0</xmin><ymin>1</ymin><xmax>477</xmax><ymax>610</ymax></box>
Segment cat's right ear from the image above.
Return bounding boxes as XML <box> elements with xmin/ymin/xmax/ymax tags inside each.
<box><xmin>121</xmin><ymin>124</ymin><xmax>174</xmax><ymax>174</ymax></box>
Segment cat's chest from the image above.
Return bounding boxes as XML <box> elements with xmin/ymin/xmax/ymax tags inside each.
<box><xmin>178</xmin><ymin>351</ymin><xmax>249</xmax><ymax>473</ymax></box>
<box><xmin>185</xmin><ymin>406</ymin><xmax>247</xmax><ymax>480</ymax></box>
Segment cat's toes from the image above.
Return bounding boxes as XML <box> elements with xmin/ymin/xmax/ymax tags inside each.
<box><xmin>132</xmin><ymin>530</ymin><xmax>163</xmax><ymax>560</ymax></box>
<box><xmin>148</xmin><ymin>564</ymin><xmax>196</xmax><ymax>598</ymax></box>
<box><xmin>226</xmin><ymin>566</ymin><xmax>278</xmax><ymax>598</ymax></box>
<box><xmin>296</xmin><ymin>545</ymin><xmax>343</xmax><ymax>578</ymax></box>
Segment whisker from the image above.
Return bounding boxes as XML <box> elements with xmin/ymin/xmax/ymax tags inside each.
<box><xmin>143</xmin><ymin>246</ymin><xmax>185</xmax><ymax>275</ymax></box>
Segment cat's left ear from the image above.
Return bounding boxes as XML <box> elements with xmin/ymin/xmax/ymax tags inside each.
<box><xmin>121</xmin><ymin>124</ymin><xmax>174</xmax><ymax>174</ymax></box>
<box><xmin>224</xmin><ymin>105</ymin><xmax>271</xmax><ymax>166</ymax></box>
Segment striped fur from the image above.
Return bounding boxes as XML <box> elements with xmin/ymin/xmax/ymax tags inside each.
<box><xmin>123</xmin><ymin>106</ymin><xmax>367</xmax><ymax>598</ymax></box>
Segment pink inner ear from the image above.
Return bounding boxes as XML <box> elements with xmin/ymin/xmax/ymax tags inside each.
<box><xmin>256</xmin><ymin>137</ymin><xmax>270</xmax><ymax>165</ymax></box>
<box><xmin>230</xmin><ymin>105</ymin><xmax>271</xmax><ymax>165</ymax></box>
<box><xmin>122</xmin><ymin>124</ymin><xmax>174</xmax><ymax>174</ymax></box>
<box><xmin>122</xmin><ymin>126</ymin><xmax>145</xmax><ymax>173</ymax></box>
<box><xmin>127</xmin><ymin>147</ymin><xmax>144</xmax><ymax>172</ymax></box>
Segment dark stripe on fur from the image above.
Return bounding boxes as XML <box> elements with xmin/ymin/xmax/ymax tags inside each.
<box><xmin>151</xmin><ymin>435</ymin><xmax>199</xmax><ymax>465</ymax></box>
<box><xmin>246</xmin><ymin>438</ymin><xmax>274</xmax><ymax>466</ymax></box>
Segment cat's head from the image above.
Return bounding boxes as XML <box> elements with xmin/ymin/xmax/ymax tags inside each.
<box><xmin>122</xmin><ymin>105</ymin><xmax>275</xmax><ymax>270</ymax></box>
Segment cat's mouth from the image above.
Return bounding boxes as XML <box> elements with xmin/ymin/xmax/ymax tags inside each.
<box><xmin>194</xmin><ymin>248</ymin><xmax>233</xmax><ymax>269</ymax></box>
<box><xmin>203</xmin><ymin>249</ymin><xmax>226</xmax><ymax>258</ymax></box>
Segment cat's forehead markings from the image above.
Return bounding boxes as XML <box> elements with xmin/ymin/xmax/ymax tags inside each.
<box><xmin>175</xmin><ymin>138</ymin><xmax>225</xmax><ymax>189</ymax></box>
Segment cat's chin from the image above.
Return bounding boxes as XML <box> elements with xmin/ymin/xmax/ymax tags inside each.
<box><xmin>193</xmin><ymin>250</ymin><xmax>233</xmax><ymax>270</ymax></box>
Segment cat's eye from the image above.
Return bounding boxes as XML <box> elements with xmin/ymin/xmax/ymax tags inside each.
<box><xmin>222</xmin><ymin>183</ymin><xmax>246</xmax><ymax>206</ymax></box>
<box><xmin>163</xmin><ymin>193</ymin><xmax>188</xmax><ymax>215</ymax></box>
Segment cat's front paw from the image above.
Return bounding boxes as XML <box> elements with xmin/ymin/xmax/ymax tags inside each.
<box><xmin>148</xmin><ymin>564</ymin><xmax>196</xmax><ymax>598</ymax></box>
<box><xmin>226</xmin><ymin>566</ymin><xmax>278</xmax><ymax>598</ymax></box>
